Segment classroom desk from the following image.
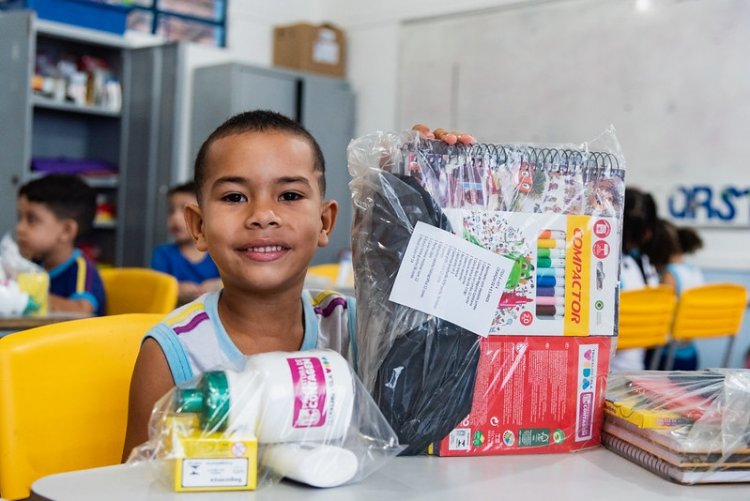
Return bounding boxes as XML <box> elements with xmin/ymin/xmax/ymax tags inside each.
<box><xmin>31</xmin><ymin>448</ymin><xmax>748</xmax><ymax>501</ymax></box>
<box><xmin>0</xmin><ymin>312</ymin><xmax>91</xmax><ymax>335</ymax></box>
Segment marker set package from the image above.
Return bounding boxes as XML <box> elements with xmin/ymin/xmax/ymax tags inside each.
<box><xmin>603</xmin><ymin>370</ymin><xmax>750</xmax><ymax>484</ymax></box>
<box><xmin>128</xmin><ymin>350</ymin><xmax>402</xmax><ymax>492</ymax></box>
<box><xmin>347</xmin><ymin>128</ymin><xmax>625</xmax><ymax>455</ymax></box>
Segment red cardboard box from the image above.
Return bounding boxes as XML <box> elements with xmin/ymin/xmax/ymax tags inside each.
<box><xmin>430</xmin><ymin>335</ymin><xmax>611</xmax><ymax>456</ymax></box>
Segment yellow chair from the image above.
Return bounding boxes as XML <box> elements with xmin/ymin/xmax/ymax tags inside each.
<box><xmin>100</xmin><ymin>267</ymin><xmax>178</xmax><ymax>315</ymax></box>
<box><xmin>307</xmin><ymin>263</ymin><xmax>341</xmax><ymax>283</ymax></box>
<box><xmin>665</xmin><ymin>283</ymin><xmax>748</xmax><ymax>369</ymax></box>
<box><xmin>0</xmin><ymin>314</ymin><xmax>162</xmax><ymax>500</ymax></box>
<box><xmin>617</xmin><ymin>286</ymin><xmax>677</xmax><ymax>369</ymax></box>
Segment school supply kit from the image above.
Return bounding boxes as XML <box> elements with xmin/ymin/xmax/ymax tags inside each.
<box><xmin>348</xmin><ymin>127</ymin><xmax>625</xmax><ymax>456</ymax></box>
<box><xmin>603</xmin><ymin>370</ymin><xmax>750</xmax><ymax>484</ymax></box>
<box><xmin>128</xmin><ymin>350</ymin><xmax>401</xmax><ymax>492</ymax></box>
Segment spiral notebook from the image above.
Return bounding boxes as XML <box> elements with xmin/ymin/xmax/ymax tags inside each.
<box><xmin>602</xmin><ymin>432</ymin><xmax>750</xmax><ymax>484</ymax></box>
<box><xmin>398</xmin><ymin>140</ymin><xmax>625</xmax><ymax>337</ymax></box>
<box><xmin>604</xmin><ymin>415</ymin><xmax>750</xmax><ymax>467</ymax></box>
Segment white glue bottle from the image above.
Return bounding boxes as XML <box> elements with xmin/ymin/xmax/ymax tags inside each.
<box><xmin>174</xmin><ymin>350</ymin><xmax>358</xmax><ymax>486</ymax></box>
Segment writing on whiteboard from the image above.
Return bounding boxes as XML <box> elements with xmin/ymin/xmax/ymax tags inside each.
<box><xmin>667</xmin><ymin>185</ymin><xmax>750</xmax><ymax>227</ymax></box>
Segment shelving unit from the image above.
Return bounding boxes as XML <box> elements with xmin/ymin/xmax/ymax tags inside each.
<box><xmin>0</xmin><ymin>10</ymin><xmax>169</xmax><ymax>267</ymax></box>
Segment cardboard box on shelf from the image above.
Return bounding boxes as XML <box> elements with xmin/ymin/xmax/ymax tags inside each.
<box><xmin>273</xmin><ymin>22</ymin><xmax>346</xmax><ymax>78</ymax></box>
<box><xmin>430</xmin><ymin>335</ymin><xmax>612</xmax><ymax>456</ymax></box>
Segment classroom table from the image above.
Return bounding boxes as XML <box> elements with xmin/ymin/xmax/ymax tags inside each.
<box><xmin>0</xmin><ymin>312</ymin><xmax>91</xmax><ymax>335</ymax></box>
<box><xmin>30</xmin><ymin>448</ymin><xmax>748</xmax><ymax>501</ymax></box>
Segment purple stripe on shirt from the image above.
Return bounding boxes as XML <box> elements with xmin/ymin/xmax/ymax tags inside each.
<box><xmin>313</xmin><ymin>297</ymin><xmax>347</xmax><ymax>318</ymax></box>
<box><xmin>174</xmin><ymin>311</ymin><xmax>209</xmax><ymax>335</ymax></box>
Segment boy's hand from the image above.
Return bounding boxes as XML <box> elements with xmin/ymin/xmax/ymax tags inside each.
<box><xmin>412</xmin><ymin>124</ymin><xmax>476</xmax><ymax>145</ymax></box>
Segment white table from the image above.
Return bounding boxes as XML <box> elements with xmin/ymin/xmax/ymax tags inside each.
<box><xmin>31</xmin><ymin>448</ymin><xmax>748</xmax><ymax>501</ymax></box>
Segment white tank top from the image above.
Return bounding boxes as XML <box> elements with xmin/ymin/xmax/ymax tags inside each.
<box><xmin>145</xmin><ymin>289</ymin><xmax>357</xmax><ymax>385</ymax></box>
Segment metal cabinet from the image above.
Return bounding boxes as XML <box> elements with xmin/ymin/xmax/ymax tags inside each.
<box><xmin>0</xmin><ymin>10</ymin><xmax>168</xmax><ymax>267</ymax></box>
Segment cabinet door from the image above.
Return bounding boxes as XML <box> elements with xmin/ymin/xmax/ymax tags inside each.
<box><xmin>0</xmin><ymin>11</ymin><xmax>33</xmax><ymax>233</ymax></box>
<box><xmin>120</xmin><ymin>43</ymin><xmax>181</xmax><ymax>266</ymax></box>
<box><xmin>302</xmin><ymin>76</ymin><xmax>355</xmax><ymax>265</ymax></box>
<box><xmin>190</xmin><ymin>64</ymin><xmax>298</xmax><ymax>162</ymax></box>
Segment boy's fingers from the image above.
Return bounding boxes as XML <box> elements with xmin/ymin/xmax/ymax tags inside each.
<box><xmin>411</xmin><ymin>124</ymin><xmax>435</xmax><ymax>139</ymax></box>
<box><xmin>455</xmin><ymin>132</ymin><xmax>477</xmax><ymax>145</ymax></box>
<box><xmin>433</xmin><ymin>128</ymin><xmax>458</xmax><ymax>145</ymax></box>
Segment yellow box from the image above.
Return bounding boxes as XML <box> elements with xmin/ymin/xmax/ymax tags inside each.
<box><xmin>17</xmin><ymin>272</ymin><xmax>49</xmax><ymax>316</ymax></box>
<box><xmin>167</xmin><ymin>416</ymin><xmax>258</xmax><ymax>492</ymax></box>
<box><xmin>604</xmin><ymin>399</ymin><xmax>692</xmax><ymax>429</ymax></box>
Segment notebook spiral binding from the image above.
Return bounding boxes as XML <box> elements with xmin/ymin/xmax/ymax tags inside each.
<box><xmin>396</xmin><ymin>139</ymin><xmax>625</xmax><ymax>215</ymax></box>
<box><xmin>400</xmin><ymin>140</ymin><xmax>624</xmax><ymax>179</ymax></box>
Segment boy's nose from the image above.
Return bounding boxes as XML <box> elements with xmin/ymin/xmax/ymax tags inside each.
<box><xmin>245</xmin><ymin>205</ymin><xmax>281</xmax><ymax>228</ymax></box>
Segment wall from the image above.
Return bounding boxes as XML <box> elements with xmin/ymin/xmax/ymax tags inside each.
<box><xmin>172</xmin><ymin>0</ymin><xmax>320</xmax><ymax>181</ymax></box>
<box><xmin>320</xmin><ymin>0</ymin><xmax>525</xmax><ymax>135</ymax></box>
<box><xmin>198</xmin><ymin>1</ymin><xmax>750</xmax><ymax>366</ymax></box>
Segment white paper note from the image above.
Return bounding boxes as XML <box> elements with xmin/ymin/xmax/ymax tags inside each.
<box><xmin>388</xmin><ymin>221</ymin><xmax>515</xmax><ymax>337</ymax></box>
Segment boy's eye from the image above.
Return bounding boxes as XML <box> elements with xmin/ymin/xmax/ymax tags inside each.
<box><xmin>222</xmin><ymin>193</ymin><xmax>247</xmax><ymax>203</ymax></box>
<box><xmin>279</xmin><ymin>192</ymin><xmax>303</xmax><ymax>202</ymax></box>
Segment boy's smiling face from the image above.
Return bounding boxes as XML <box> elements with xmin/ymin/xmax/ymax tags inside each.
<box><xmin>185</xmin><ymin>130</ymin><xmax>337</xmax><ymax>295</ymax></box>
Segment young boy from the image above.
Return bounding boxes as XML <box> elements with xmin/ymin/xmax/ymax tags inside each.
<box><xmin>16</xmin><ymin>174</ymin><xmax>106</xmax><ymax>316</ymax></box>
<box><xmin>150</xmin><ymin>181</ymin><xmax>221</xmax><ymax>303</ymax></box>
<box><xmin>122</xmin><ymin>113</ymin><xmax>473</xmax><ymax>458</ymax></box>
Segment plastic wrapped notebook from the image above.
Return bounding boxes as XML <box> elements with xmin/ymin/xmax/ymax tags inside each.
<box><xmin>604</xmin><ymin>370</ymin><xmax>750</xmax><ymax>484</ymax></box>
<box><xmin>348</xmin><ymin>129</ymin><xmax>625</xmax><ymax>455</ymax></box>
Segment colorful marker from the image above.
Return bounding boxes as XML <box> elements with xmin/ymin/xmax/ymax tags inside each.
<box><xmin>537</xmin><ymin>238</ymin><xmax>565</xmax><ymax>249</ymax></box>
<box><xmin>538</xmin><ymin>230</ymin><xmax>566</xmax><ymax>240</ymax></box>
<box><xmin>536</xmin><ymin>305</ymin><xmax>563</xmax><ymax>317</ymax></box>
<box><xmin>537</xmin><ymin>286</ymin><xmax>565</xmax><ymax>297</ymax></box>
<box><xmin>538</xmin><ymin>248</ymin><xmax>565</xmax><ymax>259</ymax></box>
<box><xmin>537</xmin><ymin>257</ymin><xmax>566</xmax><ymax>268</ymax></box>
<box><xmin>537</xmin><ymin>268</ymin><xmax>565</xmax><ymax>278</ymax></box>
<box><xmin>537</xmin><ymin>275</ymin><xmax>560</xmax><ymax>288</ymax></box>
<box><xmin>536</xmin><ymin>296</ymin><xmax>565</xmax><ymax>306</ymax></box>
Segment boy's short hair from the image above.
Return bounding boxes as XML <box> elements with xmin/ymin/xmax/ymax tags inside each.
<box><xmin>168</xmin><ymin>181</ymin><xmax>197</xmax><ymax>197</ymax></box>
<box><xmin>193</xmin><ymin>110</ymin><xmax>326</xmax><ymax>201</ymax></box>
<box><xmin>18</xmin><ymin>174</ymin><xmax>97</xmax><ymax>237</ymax></box>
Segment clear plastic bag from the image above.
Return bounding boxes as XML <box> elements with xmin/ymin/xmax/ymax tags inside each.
<box><xmin>604</xmin><ymin>370</ymin><xmax>750</xmax><ymax>484</ymax></box>
<box><xmin>348</xmin><ymin>128</ymin><xmax>625</xmax><ymax>455</ymax></box>
<box><xmin>128</xmin><ymin>350</ymin><xmax>402</xmax><ymax>491</ymax></box>
<box><xmin>0</xmin><ymin>233</ymin><xmax>48</xmax><ymax>316</ymax></box>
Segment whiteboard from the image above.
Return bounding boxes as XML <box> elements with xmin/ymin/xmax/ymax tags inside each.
<box><xmin>398</xmin><ymin>0</ymin><xmax>750</xmax><ymax>268</ymax></box>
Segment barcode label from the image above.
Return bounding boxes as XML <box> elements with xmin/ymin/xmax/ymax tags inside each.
<box><xmin>448</xmin><ymin>428</ymin><xmax>472</xmax><ymax>451</ymax></box>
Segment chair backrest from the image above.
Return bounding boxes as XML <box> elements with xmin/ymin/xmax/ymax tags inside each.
<box><xmin>0</xmin><ymin>314</ymin><xmax>162</xmax><ymax>500</ymax></box>
<box><xmin>307</xmin><ymin>263</ymin><xmax>341</xmax><ymax>283</ymax></box>
<box><xmin>617</xmin><ymin>285</ymin><xmax>677</xmax><ymax>351</ymax></box>
<box><xmin>668</xmin><ymin>283</ymin><xmax>747</xmax><ymax>368</ymax></box>
<box><xmin>99</xmin><ymin>267</ymin><xmax>178</xmax><ymax>315</ymax></box>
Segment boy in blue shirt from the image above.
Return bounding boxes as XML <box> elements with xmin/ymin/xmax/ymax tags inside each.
<box><xmin>150</xmin><ymin>181</ymin><xmax>221</xmax><ymax>303</ymax></box>
<box><xmin>16</xmin><ymin>174</ymin><xmax>106</xmax><ymax>316</ymax></box>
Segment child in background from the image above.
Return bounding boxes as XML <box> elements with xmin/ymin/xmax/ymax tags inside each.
<box><xmin>122</xmin><ymin>113</ymin><xmax>472</xmax><ymax>459</ymax></box>
<box><xmin>16</xmin><ymin>174</ymin><xmax>106</xmax><ymax>316</ymax></box>
<box><xmin>610</xmin><ymin>187</ymin><xmax>659</xmax><ymax>372</ymax></box>
<box><xmin>645</xmin><ymin>219</ymin><xmax>703</xmax><ymax>370</ymax></box>
<box><xmin>150</xmin><ymin>181</ymin><xmax>221</xmax><ymax>303</ymax></box>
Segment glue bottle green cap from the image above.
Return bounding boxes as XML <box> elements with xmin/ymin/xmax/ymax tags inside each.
<box><xmin>174</xmin><ymin>370</ymin><xmax>231</xmax><ymax>431</ymax></box>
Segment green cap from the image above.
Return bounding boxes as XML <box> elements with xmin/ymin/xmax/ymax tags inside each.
<box><xmin>173</xmin><ymin>371</ymin><xmax>231</xmax><ymax>432</ymax></box>
<box><xmin>174</xmin><ymin>388</ymin><xmax>204</xmax><ymax>414</ymax></box>
<box><xmin>200</xmin><ymin>371</ymin><xmax>231</xmax><ymax>432</ymax></box>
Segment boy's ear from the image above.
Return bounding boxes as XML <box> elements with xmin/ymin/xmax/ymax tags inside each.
<box><xmin>317</xmin><ymin>199</ymin><xmax>338</xmax><ymax>248</ymax></box>
<box><xmin>184</xmin><ymin>203</ymin><xmax>208</xmax><ymax>251</ymax></box>
<box><xmin>60</xmin><ymin>219</ymin><xmax>78</xmax><ymax>243</ymax></box>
